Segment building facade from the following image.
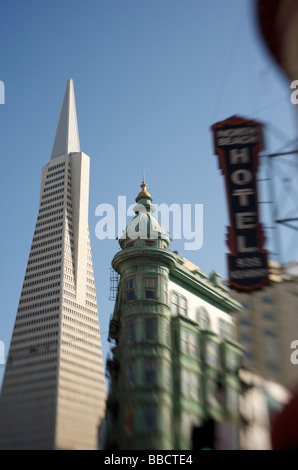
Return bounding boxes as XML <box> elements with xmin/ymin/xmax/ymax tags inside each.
<box><xmin>233</xmin><ymin>260</ymin><xmax>298</xmax><ymax>390</ymax></box>
<box><xmin>103</xmin><ymin>180</ymin><xmax>244</xmax><ymax>450</ymax></box>
<box><xmin>0</xmin><ymin>80</ymin><xmax>106</xmax><ymax>449</ymax></box>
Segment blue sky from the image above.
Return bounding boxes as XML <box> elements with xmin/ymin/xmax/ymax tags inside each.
<box><xmin>1</xmin><ymin>0</ymin><xmax>298</xmax><ymax>388</ymax></box>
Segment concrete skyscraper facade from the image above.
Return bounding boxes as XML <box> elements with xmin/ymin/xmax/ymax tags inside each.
<box><xmin>232</xmin><ymin>260</ymin><xmax>298</xmax><ymax>390</ymax></box>
<box><xmin>0</xmin><ymin>80</ymin><xmax>106</xmax><ymax>450</ymax></box>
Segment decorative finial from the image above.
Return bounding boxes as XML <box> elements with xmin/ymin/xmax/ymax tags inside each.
<box><xmin>135</xmin><ymin>168</ymin><xmax>152</xmax><ymax>202</ymax></box>
<box><xmin>139</xmin><ymin>167</ymin><xmax>149</xmax><ymax>195</ymax></box>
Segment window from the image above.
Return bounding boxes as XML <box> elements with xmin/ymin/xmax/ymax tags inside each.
<box><xmin>219</xmin><ymin>319</ymin><xmax>233</xmax><ymax>341</ymax></box>
<box><xmin>241</xmin><ymin>300</ymin><xmax>250</xmax><ymax>309</ymax></box>
<box><xmin>145</xmin><ymin>359</ymin><xmax>157</xmax><ymax>386</ymax></box>
<box><xmin>163</xmin><ymin>281</ymin><xmax>168</xmax><ymax>305</ymax></box>
<box><xmin>263</xmin><ymin>311</ymin><xmax>275</xmax><ymax>321</ymax></box>
<box><xmin>189</xmin><ymin>333</ymin><xmax>197</xmax><ymax>358</ymax></box>
<box><xmin>180</xmin><ymin>297</ymin><xmax>187</xmax><ymax>316</ymax></box>
<box><xmin>125</xmin><ymin>362</ymin><xmax>134</xmax><ymax>388</ymax></box>
<box><xmin>181</xmin><ymin>330</ymin><xmax>197</xmax><ymax>358</ymax></box>
<box><xmin>244</xmin><ymin>350</ymin><xmax>253</xmax><ymax>360</ymax></box>
<box><xmin>163</xmin><ymin>362</ymin><xmax>171</xmax><ymax>390</ymax></box>
<box><xmin>126</xmin><ymin>241</ymin><xmax>134</xmax><ymax>248</ymax></box>
<box><xmin>125</xmin><ymin>319</ymin><xmax>135</xmax><ymax>343</ymax></box>
<box><xmin>171</xmin><ymin>293</ymin><xmax>179</xmax><ymax>314</ymax></box>
<box><xmin>145</xmin><ymin>277</ymin><xmax>157</xmax><ymax>299</ymax></box>
<box><xmin>262</xmin><ymin>295</ymin><xmax>274</xmax><ymax>304</ymax></box>
<box><xmin>170</xmin><ymin>292</ymin><xmax>187</xmax><ymax>315</ymax></box>
<box><xmin>239</xmin><ymin>316</ymin><xmax>251</xmax><ymax>326</ymax></box>
<box><xmin>241</xmin><ymin>332</ymin><xmax>252</xmax><ymax>343</ymax></box>
<box><xmin>266</xmin><ymin>362</ymin><xmax>280</xmax><ymax>372</ymax></box>
<box><xmin>145</xmin><ymin>240</ymin><xmax>155</xmax><ymax>247</ymax></box>
<box><xmin>181</xmin><ymin>330</ymin><xmax>188</xmax><ymax>355</ymax></box>
<box><xmin>144</xmin><ymin>404</ymin><xmax>157</xmax><ymax>431</ymax></box>
<box><xmin>124</xmin><ymin>405</ymin><xmax>134</xmax><ymax>437</ymax></box>
<box><xmin>126</xmin><ymin>279</ymin><xmax>134</xmax><ymax>302</ymax></box>
<box><xmin>197</xmin><ymin>307</ymin><xmax>209</xmax><ymax>330</ymax></box>
<box><xmin>265</xmin><ymin>344</ymin><xmax>279</xmax><ymax>357</ymax></box>
<box><xmin>207</xmin><ymin>379</ymin><xmax>222</xmax><ymax>410</ymax></box>
<box><xmin>163</xmin><ymin>321</ymin><xmax>171</xmax><ymax>347</ymax></box>
<box><xmin>145</xmin><ymin>317</ymin><xmax>157</xmax><ymax>342</ymax></box>
<box><xmin>264</xmin><ymin>328</ymin><xmax>277</xmax><ymax>338</ymax></box>
<box><xmin>206</xmin><ymin>342</ymin><xmax>218</xmax><ymax>367</ymax></box>
<box><xmin>182</xmin><ymin>369</ymin><xmax>199</xmax><ymax>401</ymax></box>
<box><xmin>225</xmin><ymin>350</ymin><xmax>239</xmax><ymax>372</ymax></box>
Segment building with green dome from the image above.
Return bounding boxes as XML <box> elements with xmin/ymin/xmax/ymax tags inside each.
<box><xmin>103</xmin><ymin>178</ymin><xmax>244</xmax><ymax>450</ymax></box>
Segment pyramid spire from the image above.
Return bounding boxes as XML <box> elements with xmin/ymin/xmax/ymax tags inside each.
<box><xmin>50</xmin><ymin>78</ymin><xmax>80</xmax><ymax>160</ymax></box>
<box><xmin>0</xmin><ymin>81</ymin><xmax>106</xmax><ymax>449</ymax></box>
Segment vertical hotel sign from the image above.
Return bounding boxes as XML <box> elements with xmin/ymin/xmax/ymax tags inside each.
<box><xmin>211</xmin><ymin>115</ymin><xmax>269</xmax><ymax>291</ymax></box>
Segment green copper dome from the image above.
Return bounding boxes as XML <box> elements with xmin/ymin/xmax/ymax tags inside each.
<box><xmin>119</xmin><ymin>178</ymin><xmax>170</xmax><ymax>249</ymax></box>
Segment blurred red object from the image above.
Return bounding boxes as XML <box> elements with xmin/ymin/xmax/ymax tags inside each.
<box><xmin>257</xmin><ymin>0</ymin><xmax>298</xmax><ymax>81</ymax></box>
<box><xmin>271</xmin><ymin>390</ymin><xmax>298</xmax><ymax>450</ymax></box>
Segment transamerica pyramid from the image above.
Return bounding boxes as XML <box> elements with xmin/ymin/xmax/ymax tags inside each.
<box><xmin>0</xmin><ymin>79</ymin><xmax>106</xmax><ymax>450</ymax></box>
